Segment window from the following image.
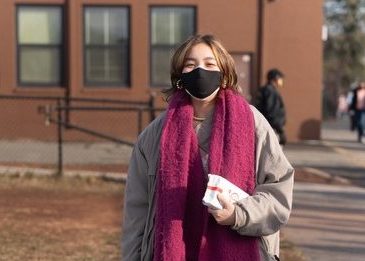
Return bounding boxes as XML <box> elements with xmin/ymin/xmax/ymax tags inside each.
<box><xmin>150</xmin><ymin>7</ymin><xmax>196</xmax><ymax>86</ymax></box>
<box><xmin>17</xmin><ymin>6</ymin><xmax>64</xmax><ymax>86</ymax></box>
<box><xmin>84</xmin><ymin>6</ymin><xmax>130</xmax><ymax>86</ymax></box>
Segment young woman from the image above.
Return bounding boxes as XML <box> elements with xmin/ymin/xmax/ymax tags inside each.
<box><xmin>122</xmin><ymin>34</ymin><xmax>294</xmax><ymax>261</ymax></box>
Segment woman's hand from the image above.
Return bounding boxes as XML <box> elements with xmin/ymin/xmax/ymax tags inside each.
<box><xmin>207</xmin><ymin>193</ymin><xmax>236</xmax><ymax>226</ymax></box>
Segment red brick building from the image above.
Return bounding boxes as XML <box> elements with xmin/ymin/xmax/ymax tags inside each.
<box><xmin>0</xmin><ymin>0</ymin><xmax>323</xmax><ymax>142</ymax></box>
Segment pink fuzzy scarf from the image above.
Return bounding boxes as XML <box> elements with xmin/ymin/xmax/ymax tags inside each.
<box><xmin>155</xmin><ymin>89</ymin><xmax>259</xmax><ymax>261</ymax></box>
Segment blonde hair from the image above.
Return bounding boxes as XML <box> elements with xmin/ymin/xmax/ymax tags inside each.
<box><xmin>163</xmin><ymin>34</ymin><xmax>238</xmax><ymax>100</ymax></box>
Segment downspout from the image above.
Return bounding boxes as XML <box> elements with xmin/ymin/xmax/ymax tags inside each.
<box><xmin>256</xmin><ymin>0</ymin><xmax>264</xmax><ymax>91</ymax></box>
<box><xmin>64</xmin><ymin>0</ymin><xmax>71</xmax><ymax>124</ymax></box>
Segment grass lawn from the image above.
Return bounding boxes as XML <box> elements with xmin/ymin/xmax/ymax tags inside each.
<box><xmin>0</xmin><ymin>175</ymin><xmax>305</xmax><ymax>261</ymax></box>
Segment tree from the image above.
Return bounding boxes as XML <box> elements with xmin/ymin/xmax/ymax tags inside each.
<box><xmin>323</xmin><ymin>0</ymin><xmax>365</xmax><ymax>117</ymax></box>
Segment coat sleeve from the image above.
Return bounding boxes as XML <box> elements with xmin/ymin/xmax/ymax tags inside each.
<box><xmin>261</xmin><ymin>88</ymin><xmax>286</xmax><ymax>132</ymax></box>
<box><xmin>231</xmin><ymin>107</ymin><xmax>294</xmax><ymax>236</ymax></box>
<box><xmin>121</xmin><ymin>138</ymin><xmax>149</xmax><ymax>260</ymax></box>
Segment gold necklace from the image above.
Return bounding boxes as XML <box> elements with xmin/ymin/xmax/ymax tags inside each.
<box><xmin>193</xmin><ymin>116</ymin><xmax>206</xmax><ymax>121</ymax></box>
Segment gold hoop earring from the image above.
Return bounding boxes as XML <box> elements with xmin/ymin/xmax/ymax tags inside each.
<box><xmin>176</xmin><ymin>79</ymin><xmax>183</xmax><ymax>89</ymax></box>
<box><xmin>222</xmin><ymin>80</ymin><xmax>227</xmax><ymax>89</ymax></box>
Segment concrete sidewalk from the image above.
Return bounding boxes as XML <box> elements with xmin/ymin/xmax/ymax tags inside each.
<box><xmin>0</xmin><ymin>139</ymin><xmax>132</xmax><ymax>180</ymax></box>
<box><xmin>283</xmin><ymin>183</ymin><xmax>365</xmax><ymax>261</ymax></box>
<box><xmin>282</xmin><ymin>117</ymin><xmax>365</xmax><ymax>261</ymax></box>
<box><xmin>285</xmin><ymin>118</ymin><xmax>365</xmax><ymax>187</ymax></box>
<box><xmin>0</xmin><ymin>140</ymin><xmax>132</xmax><ymax>166</ymax></box>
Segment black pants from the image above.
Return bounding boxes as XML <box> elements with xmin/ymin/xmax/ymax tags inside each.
<box><xmin>355</xmin><ymin>110</ymin><xmax>365</xmax><ymax>141</ymax></box>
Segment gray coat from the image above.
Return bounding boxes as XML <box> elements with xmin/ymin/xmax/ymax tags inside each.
<box><xmin>122</xmin><ymin>106</ymin><xmax>294</xmax><ymax>261</ymax></box>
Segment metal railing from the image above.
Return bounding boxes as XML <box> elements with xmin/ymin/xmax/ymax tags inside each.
<box><xmin>0</xmin><ymin>94</ymin><xmax>164</xmax><ymax>174</ymax></box>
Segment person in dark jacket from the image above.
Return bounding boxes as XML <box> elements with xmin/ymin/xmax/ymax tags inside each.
<box><xmin>349</xmin><ymin>82</ymin><xmax>365</xmax><ymax>142</ymax></box>
<box><xmin>255</xmin><ymin>69</ymin><xmax>287</xmax><ymax>145</ymax></box>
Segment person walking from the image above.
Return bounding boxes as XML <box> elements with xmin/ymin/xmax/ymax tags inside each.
<box><xmin>255</xmin><ymin>69</ymin><xmax>287</xmax><ymax>145</ymax></box>
<box><xmin>122</xmin><ymin>34</ymin><xmax>294</xmax><ymax>261</ymax></box>
<box><xmin>347</xmin><ymin>85</ymin><xmax>357</xmax><ymax>131</ymax></box>
<box><xmin>350</xmin><ymin>82</ymin><xmax>365</xmax><ymax>143</ymax></box>
<box><xmin>337</xmin><ymin>93</ymin><xmax>348</xmax><ymax>119</ymax></box>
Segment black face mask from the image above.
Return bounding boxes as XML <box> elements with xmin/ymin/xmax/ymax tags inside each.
<box><xmin>181</xmin><ymin>67</ymin><xmax>222</xmax><ymax>99</ymax></box>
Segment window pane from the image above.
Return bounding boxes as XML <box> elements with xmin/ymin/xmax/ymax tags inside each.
<box><xmin>20</xmin><ymin>47</ymin><xmax>60</xmax><ymax>84</ymax></box>
<box><xmin>109</xmin><ymin>8</ymin><xmax>129</xmax><ymax>44</ymax></box>
<box><xmin>151</xmin><ymin>48</ymin><xmax>175</xmax><ymax>86</ymax></box>
<box><xmin>85</xmin><ymin>48</ymin><xmax>128</xmax><ymax>84</ymax></box>
<box><xmin>85</xmin><ymin>7</ymin><xmax>129</xmax><ymax>45</ymax></box>
<box><xmin>18</xmin><ymin>6</ymin><xmax>62</xmax><ymax>44</ymax></box>
<box><xmin>151</xmin><ymin>7</ymin><xmax>195</xmax><ymax>45</ymax></box>
<box><xmin>151</xmin><ymin>11</ymin><xmax>172</xmax><ymax>44</ymax></box>
<box><xmin>85</xmin><ymin>8</ymin><xmax>104</xmax><ymax>44</ymax></box>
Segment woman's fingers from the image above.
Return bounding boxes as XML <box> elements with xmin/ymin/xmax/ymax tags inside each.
<box><xmin>207</xmin><ymin>193</ymin><xmax>235</xmax><ymax>225</ymax></box>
